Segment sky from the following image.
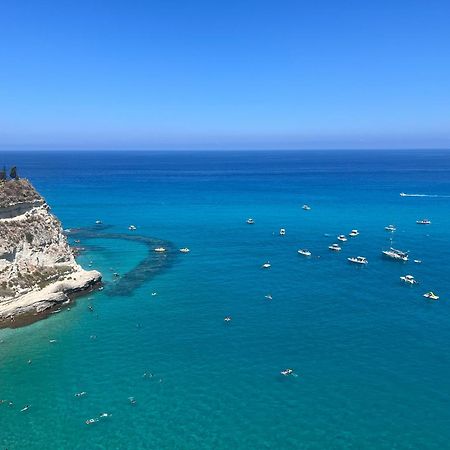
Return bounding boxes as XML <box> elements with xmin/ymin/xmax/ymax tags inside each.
<box><xmin>0</xmin><ymin>0</ymin><xmax>449</xmax><ymax>150</ymax></box>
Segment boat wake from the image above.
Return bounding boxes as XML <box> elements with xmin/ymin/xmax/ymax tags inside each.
<box><xmin>400</xmin><ymin>193</ymin><xmax>450</xmax><ymax>198</ymax></box>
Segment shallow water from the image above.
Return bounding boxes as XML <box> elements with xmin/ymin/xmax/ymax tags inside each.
<box><xmin>1</xmin><ymin>150</ymin><xmax>450</xmax><ymax>449</ymax></box>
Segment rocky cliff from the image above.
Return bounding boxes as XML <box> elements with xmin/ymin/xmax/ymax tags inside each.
<box><xmin>0</xmin><ymin>178</ymin><xmax>101</xmax><ymax>323</ymax></box>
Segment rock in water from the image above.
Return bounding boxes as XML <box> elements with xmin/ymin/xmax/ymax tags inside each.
<box><xmin>0</xmin><ymin>178</ymin><xmax>101</xmax><ymax>323</ymax></box>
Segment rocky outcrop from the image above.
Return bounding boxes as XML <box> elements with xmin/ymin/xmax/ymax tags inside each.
<box><xmin>0</xmin><ymin>178</ymin><xmax>101</xmax><ymax>323</ymax></box>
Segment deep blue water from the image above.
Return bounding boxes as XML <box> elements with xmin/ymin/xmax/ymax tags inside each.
<box><xmin>1</xmin><ymin>150</ymin><xmax>450</xmax><ymax>449</ymax></box>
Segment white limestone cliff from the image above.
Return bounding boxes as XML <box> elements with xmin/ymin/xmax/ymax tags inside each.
<box><xmin>0</xmin><ymin>178</ymin><xmax>101</xmax><ymax>321</ymax></box>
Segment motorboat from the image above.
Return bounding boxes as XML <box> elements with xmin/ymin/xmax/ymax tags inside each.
<box><xmin>382</xmin><ymin>247</ymin><xmax>409</xmax><ymax>261</ymax></box>
<box><xmin>400</xmin><ymin>275</ymin><xmax>417</xmax><ymax>284</ymax></box>
<box><xmin>349</xmin><ymin>229</ymin><xmax>359</xmax><ymax>237</ymax></box>
<box><xmin>246</xmin><ymin>218</ymin><xmax>255</xmax><ymax>224</ymax></box>
<box><xmin>179</xmin><ymin>247</ymin><xmax>190</xmax><ymax>253</ymax></box>
<box><xmin>328</xmin><ymin>243</ymin><xmax>341</xmax><ymax>251</ymax></box>
<box><xmin>400</xmin><ymin>192</ymin><xmax>407</xmax><ymax>197</ymax></box>
<box><xmin>281</xmin><ymin>368</ymin><xmax>294</xmax><ymax>376</ymax></box>
<box><xmin>385</xmin><ymin>225</ymin><xmax>396</xmax><ymax>232</ymax></box>
<box><xmin>414</xmin><ymin>259</ymin><xmax>422</xmax><ymax>264</ymax></box>
<box><xmin>154</xmin><ymin>247</ymin><xmax>166</xmax><ymax>253</ymax></box>
<box><xmin>416</xmin><ymin>219</ymin><xmax>431</xmax><ymax>225</ymax></box>
<box><xmin>302</xmin><ymin>204</ymin><xmax>311</xmax><ymax>210</ymax></box>
<box><xmin>95</xmin><ymin>220</ymin><xmax>102</xmax><ymax>224</ymax></box>
<box><xmin>297</xmin><ymin>249</ymin><xmax>311</xmax><ymax>256</ymax></box>
<box><xmin>128</xmin><ymin>225</ymin><xmax>137</xmax><ymax>231</ymax></box>
<box><xmin>261</xmin><ymin>262</ymin><xmax>271</xmax><ymax>268</ymax></box>
<box><xmin>279</xmin><ymin>228</ymin><xmax>286</xmax><ymax>236</ymax></box>
<box><xmin>423</xmin><ymin>291</ymin><xmax>439</xmax><ymax>300</ymax></box>
<box><xmin>337</xmin><ymin>234</ymin><xmax>347</xmax><ymax>242</ymax></box>
<box><xmin>347</xmin><ymin>256</ymin><xmax>368</xmax><ymax>265</ymax></box>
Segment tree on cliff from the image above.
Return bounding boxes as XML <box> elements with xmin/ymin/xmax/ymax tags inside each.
<box><xmin>0</xmin><ymin>166</ymin><xmax>6</xmax><ymax>181</ymax></box>
<box><xmin>9</xmin><ymin>166</ymin><xmax>18</xmax><ymax>179</ymax></box>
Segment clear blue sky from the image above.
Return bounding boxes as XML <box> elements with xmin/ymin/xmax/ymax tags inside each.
<box><xmin>1</xmin><ymin>0</ymin><xmax>449</xmax><ymax>150</ymax></box>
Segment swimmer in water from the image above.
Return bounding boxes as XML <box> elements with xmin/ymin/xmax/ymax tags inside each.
<box><xmin>128</xmin><ymin>397</ymin><xmax>137</xmax><ymax>405</ymax></box>
<box><xmin>21</xmin><ymin>405</ymin><xmax>30</xmax><ymax>412</ymax></box>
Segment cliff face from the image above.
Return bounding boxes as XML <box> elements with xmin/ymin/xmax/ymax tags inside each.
<box><xmin>0</xmin><ymin>179</ymin><xmax>101</xmax><ymax>321</ymax></box>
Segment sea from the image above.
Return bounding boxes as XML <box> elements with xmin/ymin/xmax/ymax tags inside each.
<box><xmin>1</xmin><ymin>150</ymin><xmax>450</xmax><ymax>449</ymax></box>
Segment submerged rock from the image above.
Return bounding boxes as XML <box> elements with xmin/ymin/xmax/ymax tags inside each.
<box><xmin>0</xmin><ymin>178</ymin><xmax>101</xmax><ymax>324</ymax></box>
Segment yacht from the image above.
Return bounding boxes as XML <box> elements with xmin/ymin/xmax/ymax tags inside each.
<box><xmin>279</xmin><ymin>228</ymin><xmax>286</xmax><ymax>236</ymax></box>
<box><xmin>329</xmin><ymin>243</ymin><xmax>341</xmax><ymax>251</ymax></box>
<box><xmin>347</xmin><ymin>256</ymin><xmax>368</xmax><ymax>265</ymax></box>
<box><xmin>246</xmin><ymin>218</ymin><xmax>255</xmax><ymax>224</ymax></box>
<box><xmin>349</xmin><ymin>229</ymin><xmax>359</xmax><ymax>237</ymax></box>
<box><xmin>297</xmin><ymin>249</ymin><xmax>311</xmax><ymax>256</ymax></box>
<box><xmin>423</xmin><ymin>291</ymin><xmax>439</xmax><ymax>300</ymax></box>
<box><xmin>302</xmin><ymin>204</ymin><xmax>311</xmax><ymax>210</ymax></box>
<box><xmin>128</xmin><ymin>225</ymin><xmax>137</xmax><ymax>231</ymax></box>
<box><xmin>382</xmin><ymin>247</ymin><xmax>409</xmax><ymax>261</ymax></box>
<box><xmin>179</xmin><ymin>247</ymin><xmax>190</xmax><ymax>253</ymax></box>
<box><xmin>154</xmin><ymin>247</ymin><xmax>166</xmax><ymax>253</ymax></box>
<box><xmin>400</xmin><ymin>274</ymin><xmax>417</xmax><ymax>284</ymax></box>
<box><xmin>337</xmin><ymin>234</ymin><xmax>347</xmax><ymax>242</ymax></box>
<box><xmin>261</xmin><ymin>262</ymin><xmax>271</xmax><ymax>269</ymax></box>
<box><xmin>385</xmin><ymin>225</ymin><xmax>396</xmax><ymax>232</ymax></box>
<box><xmin>416</xmin><ymin>219</ymin><xmax>431</xmax><ymax>225</ymax></box>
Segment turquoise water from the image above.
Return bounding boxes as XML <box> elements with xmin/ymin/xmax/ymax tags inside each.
<box><xmin>1</xmin><ymin>150</ymin><xmax>450</xmax><ymax>449</ymax></box>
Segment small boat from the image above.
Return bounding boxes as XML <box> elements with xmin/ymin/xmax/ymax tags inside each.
<box><xmin>281</xmin><ymin>368</ymin><xmax>294</xmax><ymax>376</ymax></box>
<box><xmin>337</xmin><ymin>234</ymin><xmax>347</xmax><ymax>242</ymax></box>
<box><xmin>416</xmin><ymin>219</ymin><xmax>431</xmax><ymax>225</ymax></box>
<box><xmin>385</xmin><ymin>225</ymin><xmax>396</xmax><ymax>232</ymax></box>
<box><xmin>179</xmin><ymin>247</ymin><xmax>190</xmax><ymax>253</ymax></box>
<box><xmin>400</xmin><ymin>192</ymin><xmax>407</xmax><ymax>197</ymax></box>
<box><xmin>279</xmin><ymin>228</ymin><xmax>286</xmax><ymax>236</ymax></box>
<box><xmin>400</xmin><ymin>275</ymin><xmax>417</xmax><ymax>284</ymax></box>
<box><xmin>297</xmin><ymin>249</ymin><xmax>311</xmax><ymax>256</ymax></box>
<box><xmin>246</xmin><ymin>218</ymin><xmax>255</xmax><ymax>224</ymax></box>
<box><xmin>265</xmin><ymin>294</ymin><xmax>273</xmax><ymax>300</ymax></box>
<box><xmin>328</xmin><ymin>243</ymin><xmax>341</xmax><ymax>251</ymax></box>
<box><xmin>224</xmin><ymin>316</ymin><xmax>232</xmax><ymax>322</ymax></box>
<box><xmin>302</xmin><ymin>204</ymin><xmax>311</xmax><ymax>210</ymax></box>
<box><xmin>423</xmin><ymin>291</ymin><xmax>439</xmax><ymax>300</ymax></box>
<box><xmin>261</xmin><ymin>262</ymin><xmax>271</xmax><ymax>269</ymax></box>
<box><xmin>382</xmin><ymin>247</ymin><xmax>409</xmax><ymax>261</ymax></box>
<box><xmin>414</xmin><ymin>259</ymin><xmax>422</xmax><ymax>264</ymax></box>
<box><xmin>347</xmin><ymin>256</ymin><xmax>368</xmax><ymax>265</ymax></box>
<box><xmin>128</xmin><ymin>225</ymin><xmax>137</xmax><ymax>231</ymax></box>
<box><xmin>154</xmin><ymin>247</ymin><xmax>166</xmax><ymax>253</ymax></box>
<box><xmin>349</xmin><ymin>229</ymin><xmax>359</xmax><ymax>237</ymax></box>
<box><xmin>95</xmin><ymin>220</ymin><xmax>102</xmax><ymax>224</ymax></box>
<box><xmin>151</xmin><ymin>292</ymin><xmax>157</xmax><ymax>296</ymax></box>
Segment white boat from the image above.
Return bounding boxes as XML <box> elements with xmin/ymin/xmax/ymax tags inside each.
<box><xmin>154</xmin><ymin>247</ymin><xmax>166</xmax><ymax>253</ymax></box>
<box><xmin>414</xmin><ymin>259</ymin><xmax>422</xmax><ymax>264</ymax></box>
<box><xmin>349</xmin><ymin>229</ymin><xmax>359</xmax><ymax>237</ymax></box>
<box><xmin>261</xmin><ymin>262</ymin><xmax>271</xmax><ymax>269</ymax></box>
<box><xmin>246</xmin><ymin>218</ymin><xmax>255</xmax><ymax>224</ymax></box>
<box><xmin>297</xmin><ymin>249</ymin><xmax>311</xmax><ymax>256</ymax></box>
<box><xmin>400</xmin><ymin>192</ymin><xmax>407</xmax><ymax>197</ymax></box>
<box><xmin>385</xmin><ymin>225</ymin><xmax>396</xmax><ymax>232</ymax></box>
<box><xmin>280</xmin><ymin>368</ymin><xmax>294</xmax><ymax>376</ymax></box>
<box><xmin>179</xmin><ymin>247</ymin><xmax>190</xmax><ymax>253</ymax></box>
<box><xmin>302</xmin><ymin>204</ymin><xmax>311</xmax><ymax>210</ymax></box>
<box><xmin>128</xmin><ymin>225</ymin><xmax>137</xmax><ymax>231</ymax></box>
<box><xmin>423</xmin><ymin>291</ymin><xmax>439</xmax><ymax>300</ymax></box>
<box><xmin>95</xmin><ymin>220</ymin><xmax>102</xmax><ymax>224</ymax></box>
<box><xmin>416</xmin><ymin>219</ymin><xmax>431</xmax><ymax>225</ymax></box>
<box><xmin>347</xmin><ymin>256</ymin><xmax>368</xmax><ymax>265</ymax></box>
<box><xmin>400</xmin><ymin>274</ymin><xmax>417</xmax><ymax>284</ymax></box>
<box><xmin>328</xmin><ymin>243</ymin><xmax>341</xmax><ymax>251</ymax></box>
<box><xmin>224</xmin><ymin>316</ymin><xmax>232</xmax><ymax>322</ymax></box>
<box><xmin>382</xmin><ymin>247</ymin><xmax>409</xmax><ymax>261</ymax></box>
<box><xmin>337</xmin><ymin>234</ymin><xmax>347</xmax><ymax>242</ymax></box>
<box><xmin>279</xmin><ymin>228</ymin><xmax>286</xmax><ymax>236</ymax></box>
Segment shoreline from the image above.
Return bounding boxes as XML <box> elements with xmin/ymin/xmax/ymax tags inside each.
<box><xmin>0</xmin><ymin>269</ymin><xmax>102</xmax><ymax>329</ymax></box>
